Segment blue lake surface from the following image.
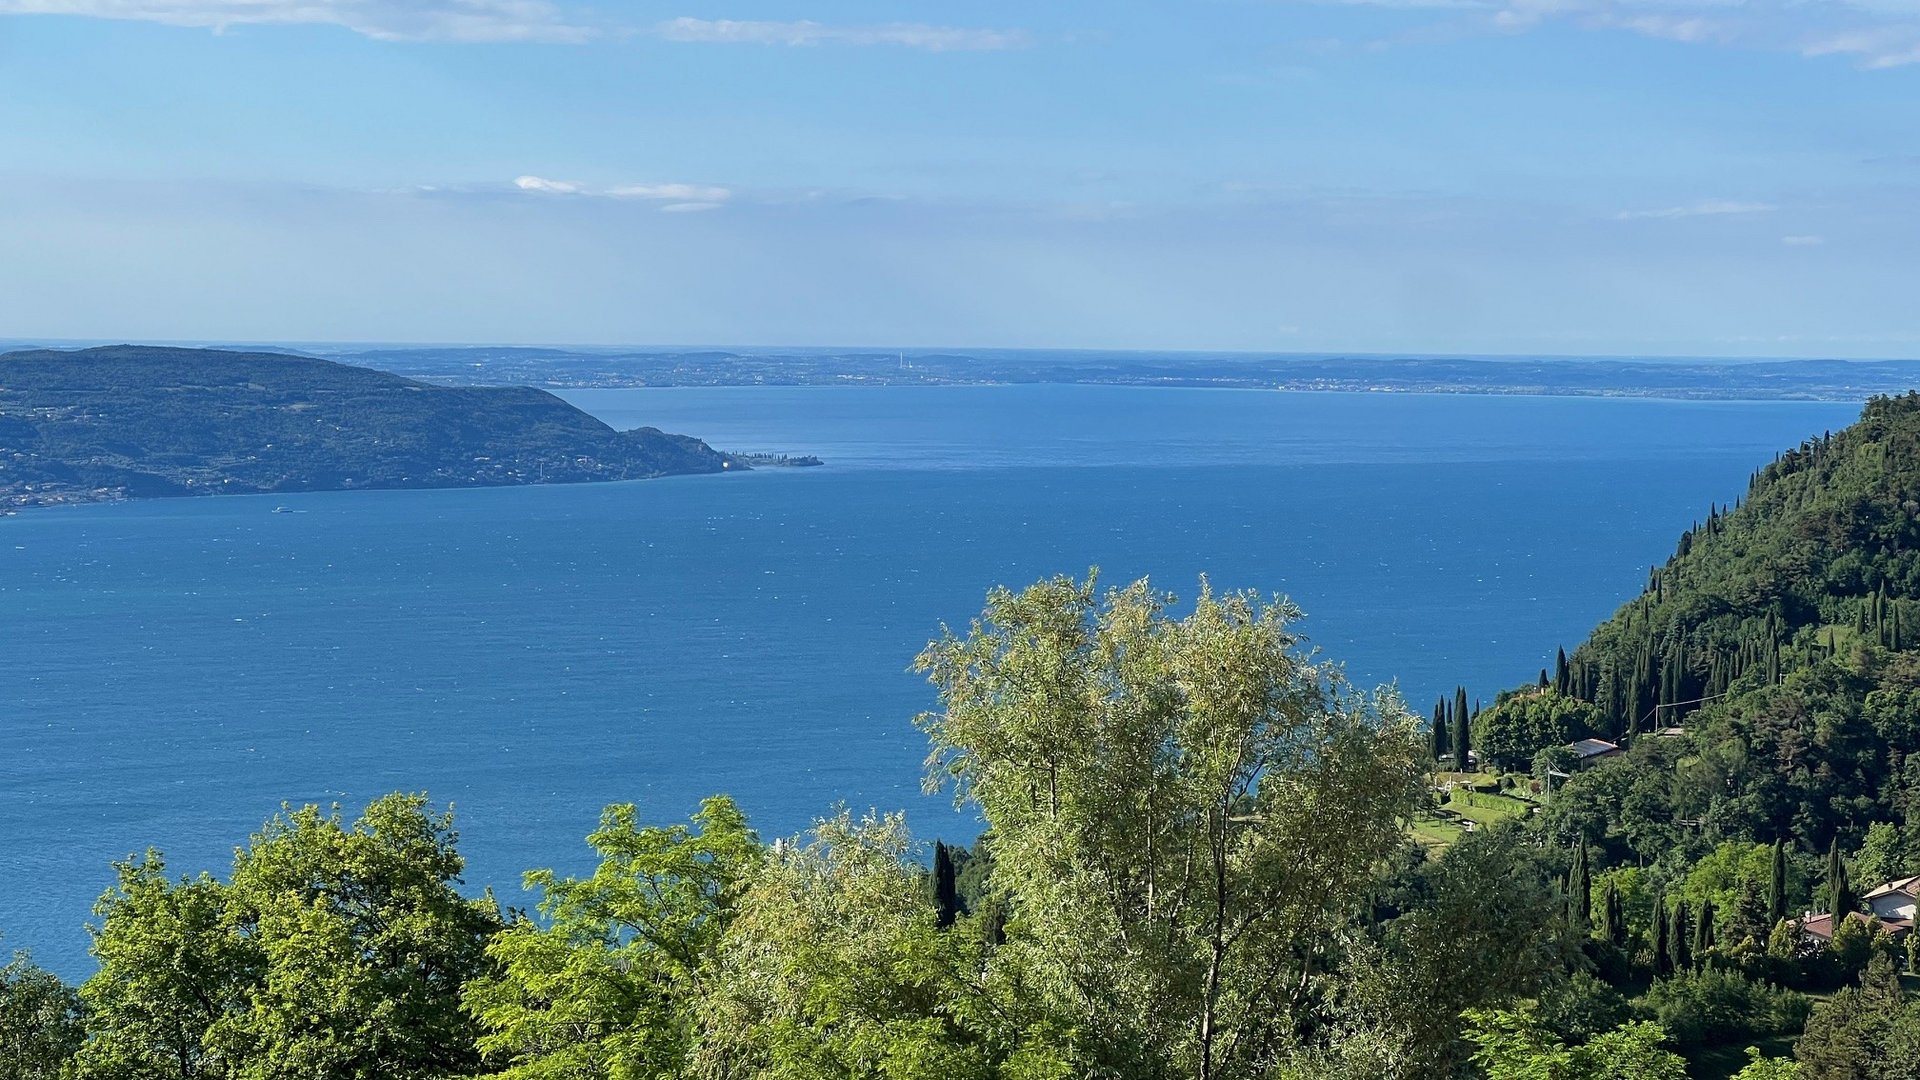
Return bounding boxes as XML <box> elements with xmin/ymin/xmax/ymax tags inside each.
<box><xmin>1</xmin><ymin>386</ymin><xmax>1863</xmax><ymax>975</ymax></box>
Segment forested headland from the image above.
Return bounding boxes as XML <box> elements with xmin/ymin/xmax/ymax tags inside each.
<box><xmin>0</xmin><ymin>345</ymin><xmax>741</xmax><ymax>511</ymax></box>
<box><xmin>16</xmin><ymin>396</ymin><xmax>1920</xmax><ymax>1078</ymax></box>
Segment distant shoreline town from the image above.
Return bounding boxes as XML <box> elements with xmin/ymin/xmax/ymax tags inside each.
<box><xmin>248</xmin><ymin>346</ymin><xmax>1920</xmax><ymax>402</ymax></box>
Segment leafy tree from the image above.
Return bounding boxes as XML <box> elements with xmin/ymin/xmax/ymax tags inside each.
<box><xmin>1466</xmin><ymin>1008</ymin><xmax>1688</xmax><ymax>1079</ymax></box>
<box><xmin>915</xmin><ymin>574</ymin><xmax>1427</xmax><ymax>1080</ymax></box>
<box><xmin>1639</xmin><ymin>969</ymin><xmax>1809</xmax><ymax>1049</ymax></box>
<box><xmin>76</xmin><ymin>794</ymin><xmax>500</xmax><ymax>1080</ymax></box>
<box><xmin>693</xmin><ymin>810</ymin><xmax>1016</xmax><ymax>1080</ymax></box>
<box><xmin>75</xmin><ymin>857</ymin><xmax>253</xmax><ymax>1080</ymax></box>
<box><xmin>466</xmin><ymin>796</ymin><xmax>761</xmax><ymax>1080</ymax></box>
<box><xmin>1732</xmin><ymin>1048</ymin><xmax>1801</xmax><ymax>1078</ymax></box>
<box><xmin>0</xmin><ymin>949</ymin><xmax>83</xmax><ymax>1080</ymax></box>
<box><xmin>1477</xmin><ymin>691</ymin><xmax>1604</xmax><ymax>773</ymax></box>
<box><xmin>1533</xmin><ymin>972</ymin><xmax>1629</xmax><ymax>1045</ymax></box>
<box><xmin>1851</xmin><ymin>822</ymin><xmax>1910</xmax><ymax>891</ymax></box>
<box><xmin>1794</xmin><ymin>952</ymin><xmax>1920</xmax><ymax>1079</ymax></box>
<box><xmin>1341</xmin><ymin>825</ymin><xmax>1575</xmax><ymax>1074</ymax></box>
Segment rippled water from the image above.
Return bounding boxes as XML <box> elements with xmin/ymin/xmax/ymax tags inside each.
<box><xmin>0</xmin><ymin>386</ymin><xmax>1860</xmax><ymax>974</ymax></box>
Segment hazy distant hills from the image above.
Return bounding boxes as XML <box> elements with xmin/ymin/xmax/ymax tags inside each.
<box><xmin>308</xmin><ymin>346</ymin><xmax>1920</xmax><ymax>400</ymax></box>
<box><xmin>0</xmin><ymin>345</ymin><xmax>737</xmax><ymax>511</ymax></box>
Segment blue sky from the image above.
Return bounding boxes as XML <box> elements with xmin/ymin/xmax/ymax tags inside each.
<box><xmin>3</xmin><ymin>1</ymin><xmax>1919</xmax><ymax>355</ymax></box>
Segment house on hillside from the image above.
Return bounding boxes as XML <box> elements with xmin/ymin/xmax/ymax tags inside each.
<box><xmin>1866</xmin><ymin>875</ymin><xmax>1920</xmax><ymax>921</ymax></box>
<box><xmin>1788</xmin><ymin>875</ymin><xmax>1920</xmax><ymax>949</ymax></box>
<box><xmin>1566</xmin><ymin>738</ymin><xmax>1623</xmax><ymax>768</ymax></box>
<box><xmin>1789</xmin><ymin>909</ymin><xmax>1912</xmax><ymax>945</ymax></box>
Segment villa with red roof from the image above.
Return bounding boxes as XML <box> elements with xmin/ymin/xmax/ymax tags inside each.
<box><xmin>1789</xmin><ymin>875</ymin><xmax>1920</xmax><ymax>946</ymax></box>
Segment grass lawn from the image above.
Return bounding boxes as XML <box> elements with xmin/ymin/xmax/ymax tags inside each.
<box><xmin>1444</xmin><ymin>788</ymin><xmax>1534</xmax><ymax>826</ymax></box>
<box><xmin>1409</xmin><ymin>815</ymin><xmax>1466</xmax><ymax>847</ymax></box>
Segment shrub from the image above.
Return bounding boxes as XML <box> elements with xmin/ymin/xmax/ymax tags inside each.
<box><xmin>1637</xmin><ymin>968</ymin><xmax>1809</xmax><ymax>1048</ymax></box>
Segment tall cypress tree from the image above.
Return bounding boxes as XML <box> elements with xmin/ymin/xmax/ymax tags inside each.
<box><xmin>1769</xmin><ymin>838</ymin><xmax>1788</xmax><ymax>925</ymax></box>
<box><xmin>1603</xmin><ymin>879</ymin><xmax>1626</xmax><ymax>948</ymax></box>
<box><xmin>1670</xmin><ymin>900</ymin><xmax>1692</xmax><ymax>972</ymax></box>
<box><xmin>1454</xmin><ymin>686</ymin><xmax>1472</xmax><ymax>772</ymax></box>
<box><xmin>1570</xmin><ymin>844</ymin><xmax>1592</xmax><ymax>933</ymax></box>
<box><xmin>1431</xmin><ymin>702</ymin><xmax>1449</xmax><ymax>763</ymax></box>
<box><xmin>1828</xmin><ymin>837</ymin><xmax>1855</xmax><ymax>916</ymax></box>
<box><xmin>1695</xmin><ymin>898</ymin><xmax>1714</xmax><ymax>960</ymax></box>
<box><xmin>1652</xmin><ymin>891</ymin><xmax>1670</xmax><ymax>975</ymax></box>
<box><xmin>1555</xmin><ymin>647</ymin><xmax>1571</xmax><ymax>696</ymax></box>
<box><xmin>933</xmin><ymin>840</ymin><xmax>959</xmax><ymax>929</ymax></box>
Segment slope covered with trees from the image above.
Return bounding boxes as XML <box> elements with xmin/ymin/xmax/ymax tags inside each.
<box><xmin>1465</xmin><ymin>392</ymin><xmax>1920</xmax><ymax>857</ymax></box>
<box><xmin>0</xmin><ymin>345</ymin><xmax>738</xmax><ymax>509</ymax></box>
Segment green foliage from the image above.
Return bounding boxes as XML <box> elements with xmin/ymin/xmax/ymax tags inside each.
<box><xmin>915</xmin><ymin>573</ymin><xmax>1429</xmax><ymax>1080</ymax></box>
<box><xmin>693</xmin><ymin>810</ymin><xmax>1017</xmax><ymax>1080</ymax></box>
<box><xmin>1534</xmin><ymin>972</ymin><xmax>1630</xmax><ymax>1045</ymax></box>
<box><xmin>1637</xmin><ymin>969</ymin><xmax>1810</xmax><ymax>1049</ymax></box>
<box><xmin>0</xmin><ymin>950</ymin><xmax>83</xmax><ymax>1080</ymax></box>
<box><xmin>1344</xmin><ymin>825</ymin><xmax>1577</xmax><ymax>1073</ymax></box>
<box><xmin>1478</xmin><ymin>690</ymin><xmax>1604</xmax><ymax>772</ymax></box>
<box><xmin>465</xmin><ymin>796</ymin><xmax>761</xmax><ymax>1080</ymax></box>
<box><xmin>1731</xmin><ymin>1048</ymin><xmax>1801</xmax><ymax>1079</ymax></box>
<box><xmin>75</xmin><ymin>793</ymin><xmax>501</xmax><ymax>1080</ymax></box>
<box><xmin>1466</xmin><ymin>1007</ymin><xmax>1689</xmax><ymax>1079</ymax></box>
<box><xmin>1792</xmin><ymin>952</ymin><xmax>1920</xmax><ymax>1079</ymax></box>
<box><xmin>1510</xmin><ymin>396</ymin><xmax>1920</xmax><ymax>852</ymax></box>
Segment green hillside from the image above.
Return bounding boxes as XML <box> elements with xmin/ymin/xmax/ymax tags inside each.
<box><xmin>1477</xmin><ymin>392</ymin><xmax>1920</xmax><ymax>853</ymax></box>
<box><xmin>0</xmin><ymin>345</ymin><xmax>737</xmax><ymax>509</ymax></box>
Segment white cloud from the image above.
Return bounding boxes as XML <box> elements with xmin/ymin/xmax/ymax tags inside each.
<box><xmin>1782</xmin><ymin>234</ymin><xmax>1826</xmax><ymax>245</ymax></box>
<box><xmin>608</xmin><ymin>183</ymin><xmax>732</xmax><ymax>203</ymax></box>
<box><xmin>1306</xmin><ymin>0</ymin><xmax>1920</xmax><ymax>70</ymax></box>
<box><xmin>654</xmin><ymin>17</ymin><xmax>1030</xmax><ymax>51</ymax></box>
<box><xmin>514</xmin><ymin>175</ymin><xmax>584</xmax><ymax>194</ymax></box>
<box><xmin>1615</xmin><ymin>199</ymin><xmax>1776</xmax><ymax>220</ymax></box>
<box><xmin>512</xmin><ymin>176</ymin><xmax>733</xmax><ymax>212</ymax></box>
<box><xmin>1804</xmin><ymin>26</ymin><xmax>1920</xmax><ymax>67</ymax></box>
<box><xmin>0</xmin><ymin>0</ymin><xmax>593</xmax><ymax>42</ymax></box>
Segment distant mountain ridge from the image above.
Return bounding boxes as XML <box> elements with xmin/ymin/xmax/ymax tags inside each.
<box><xmin>0</xmin><ymin>345</ymin><xmax>739</xmax><ymax>511</ymax></box>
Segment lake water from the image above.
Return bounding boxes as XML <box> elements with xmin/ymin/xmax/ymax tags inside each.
<box><xmin>0</xmin><ymin>386</ymin><xmax>1862</xmax><ymax>975</ymax></box>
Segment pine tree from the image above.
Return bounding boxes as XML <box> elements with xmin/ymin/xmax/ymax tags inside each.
<box><xmin>1670</xmin><ymin>899</ymin><xmax>1692</xmax><ymax>971</ymax></box>
<box><xmin>1769</xmin><ymin>838</ymin><xmax>1788</xmax><ymax>925</ymax></box>
<box><xmin>933</xmin><ymin>840</ymin><xmax>959</xmax><ymax>928</ymax></box>
<box><xmin>1570</xmin><ymin>844</ymin><xmax>1592</xmax><ymax>934</ymax></box>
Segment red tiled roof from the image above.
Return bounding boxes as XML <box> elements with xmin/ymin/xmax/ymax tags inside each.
<box><xmin>1790</xmin><ymin>910</ymin><xmax>1913</xmax><ymax>940</ymax></box>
